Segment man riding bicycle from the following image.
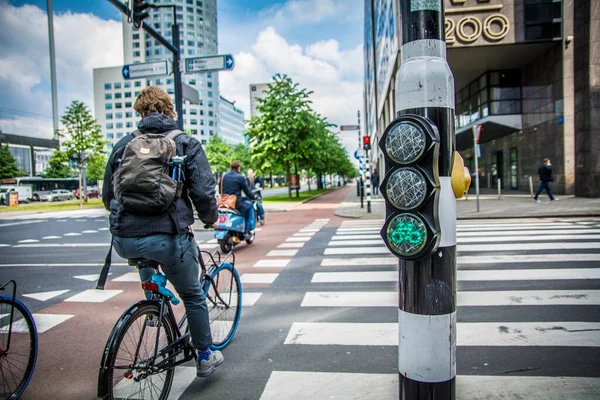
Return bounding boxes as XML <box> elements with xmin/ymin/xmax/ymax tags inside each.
<box><xmin>102</xmin><ymin>86</ymin><xmax>223</xmax><ymax>377</ymax></box>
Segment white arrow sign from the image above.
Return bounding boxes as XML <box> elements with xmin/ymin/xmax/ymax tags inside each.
<box><xmin>122</xmin><ymin>60</ymin><xmax>170</xmax><ymax>80</ymax></box>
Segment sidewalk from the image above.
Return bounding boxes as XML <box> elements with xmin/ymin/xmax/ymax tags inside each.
<box><xmin>335</xmin><ymin>184</ymin><xmax>600</xmax><ymax>220</ymax></box>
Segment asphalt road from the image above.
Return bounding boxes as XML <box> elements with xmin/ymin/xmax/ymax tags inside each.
<box><xmin>1</xmin><ymin>189</ymin><xmax>599</xmax><ymax>399</ymax></box>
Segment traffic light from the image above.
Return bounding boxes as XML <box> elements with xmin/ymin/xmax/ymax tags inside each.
<box><xmin>379</xmin><ymin>114</ymin><xmax>441</xmax><ymax>260</ymax></box>
<box><xmin>132</xmin><ymin>0</ymin><xmax>150</xmax><ymax>28</ymax></box>
<box><xmin>363</xmin><ymin>135</ymin><xmax>371</xmax><ymax>151</ymax></box>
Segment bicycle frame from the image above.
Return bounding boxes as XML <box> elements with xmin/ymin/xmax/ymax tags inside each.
<box><xmin>0</xmin><ymin>280</ymin><xmax>17</xmax><ymax>353</ymax></box>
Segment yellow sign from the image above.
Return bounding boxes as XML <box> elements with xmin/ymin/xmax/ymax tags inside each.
<box><xmin>9</xmin><ymin>193</ymin><xmax>18</xmax><ymax>206</ymax></box>
<box><xmin>451</xmin><ymin>152</ymin><xmax>472</xmax><ymax>198</ymax></box>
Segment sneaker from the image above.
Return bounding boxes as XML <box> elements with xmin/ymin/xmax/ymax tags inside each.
<box><xmin>197</xmin><ymin>349</ymin><xmax>224</xmax><ymax>377</ymax></box>
<box><xmin>534</xmin><ymin>199</ymin><xmax>541</xmax><ymax>204</ymax></box>
<box><xmin>552</xmin><ymin>197</ymin><xmax>559</xmax><ymax>201</ymax></box>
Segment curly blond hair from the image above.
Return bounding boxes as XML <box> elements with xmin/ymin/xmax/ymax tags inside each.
<box><xmin>134</xmin><ymin>86</ymin><xmax>177</xmax><ymax>119</ymax></box>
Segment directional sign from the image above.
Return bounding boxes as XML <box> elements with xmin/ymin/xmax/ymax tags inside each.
<box><xmin>340</xmin><ymin>125</ymin><xmax>360</xmax><ymax>131</ymax></box>
<box><xmin>185</xmin><ymin>54</ymin><xmax>234</xmax><ymax>74</ymax></box>
<box><xmin>122</xmin><ymin>60</ymin><xmax>170</xmax><ymax>80</ymax></box>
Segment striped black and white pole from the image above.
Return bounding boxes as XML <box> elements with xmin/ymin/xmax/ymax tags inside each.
<box><xmin>365</xmin><ymin>152</ymin><xmax>372</xmax><ymax>213</ymax></box>
<box><xmin>395</xmin><ymin>0</ymin><xmax>456</xmax><ymax>398</ymax></box>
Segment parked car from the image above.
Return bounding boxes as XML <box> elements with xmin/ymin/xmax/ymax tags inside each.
<box><xmin>42</xmin><ymin>189</ymin><xmax>74</xmax><ymax>202</ymax></box>
<box><xmin>74</xmin><ymin>189</ymin><xmax>100</xmax><ymax>199</ymax></box>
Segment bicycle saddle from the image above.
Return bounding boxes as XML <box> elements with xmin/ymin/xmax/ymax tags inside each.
<box><xmin>128</xmin><ymin>258</ymin><xmax>161</xmax><ymax>268</ymax></box>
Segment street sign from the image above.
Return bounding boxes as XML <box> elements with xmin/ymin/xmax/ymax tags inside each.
<box><xmin>340</xmin><ymin>125</ymin><xmax>360</xmax><ymax>131</ymax></box>
<box><xmin>122</xmin><ymin>60</ymin><xmax>170</xmax><ymax>80</ymax></box>
<box><xmin>181</xmin><ymin>82</ymin><xmax>199</xmax><ymax>105</ymax></box>
<box><xmin>185</xmin><ymin>54</ymin><xmax>234</xmax><ymax>73</ymax></box>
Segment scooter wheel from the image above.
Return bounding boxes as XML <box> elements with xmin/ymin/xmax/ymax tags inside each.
<box><xmin>219</xmin><ymin>239</ymin><xmax>232</xmax><ymax>253</ymax></box>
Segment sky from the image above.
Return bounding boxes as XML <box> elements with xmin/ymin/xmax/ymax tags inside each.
<box><xmin>0</xmin><ymin>0</ymin><xmax>364</xmax><ymax>158</ymax></box>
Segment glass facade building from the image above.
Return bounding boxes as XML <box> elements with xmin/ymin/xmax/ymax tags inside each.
<box><xmin>218</xmin><ymin>96</ymin><xmax>245</xmax><ymax>145</ymax></box>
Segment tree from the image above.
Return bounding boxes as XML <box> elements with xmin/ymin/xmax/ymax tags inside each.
<box><xmin>86</xmin><ymin>155</ymin><xmax>107</xmax><ymax>183</ymax></box>
<box><xmin>58</xmin><ymin>100</ymin><xmax>107</xmax><ymax>204</ymax></box>
<box><xmin>0</xmin><ymin>145</ymin><xmax>22</xmax><ymax>179</ymax></box>
<box><xmin>231</xmin><ymin>143</ymin><xmax>253</xmax><ymax>172</ymax></box>
<box><xmin>205</xmin><ymin>135</ymin><xmax>232</xmax><ymax>176</ymax></box>
<box><xmin>42</xmin><ymin>150</ymin><xmax>73</xmax><ymax>178</ymax></box>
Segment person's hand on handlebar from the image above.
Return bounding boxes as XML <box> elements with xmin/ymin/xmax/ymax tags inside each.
<box><xmin>204</xmin><ymin>222</ymin><xmax>217</xmax><ymax>229</ymax></box>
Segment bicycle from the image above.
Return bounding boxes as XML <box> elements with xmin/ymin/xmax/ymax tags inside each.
<box><xmin>97</xmin><ymin>247</ymin><xmax>242</xmax><ymax>400</ymax></box>
<box><xmin>0</xmin><ymin>280</ymin><xmax>38</xmax><ymax>400</ymax></box>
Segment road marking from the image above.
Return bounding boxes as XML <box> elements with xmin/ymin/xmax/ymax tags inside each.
<box><xmin>324</xmin><ymin>247</ymin><xmax>389</xmax><ymax>255</ymax></box>
<box><xmin>243</xmin><ymin>292</ymin><xmax>262</xmax><ymax>306</ymax></box>
<box><xmin>459</xmin><ymin>268</ymin><xmax>600</xmax><ymax>281</ymax></box>
<box><xmin>457</xmin><ymin>222</ymin><xmax>580</xmax><ymax>229</ymax></box>
<box><xmin>267</xmin><ymin>249</ymin><xmax>298</xmax><ymax>257</ymax></box>
<box><xmin>336</xmin><ymin>227</ymin><xmax>380</xmax><ymax>233</ymax></box>
<box><xmin>42</xmin><ymin>236</ymin><xmax>62</xmax><ymax>240</ymax></box>
<box><xmin>63</xmin><ymin>232</ymin><xmax>82</xmax><ymax>236</ymax></box>
<box><xmin>293</xmin><ymin>232</ymin><xmax>314</xmax><ymax>237</ymax></box>
<box><xmin>332</xmin><ymin>230</ymin><xmax>600</xmax><ymax>240</ymax></box>
<box><xmin>0</xmin><ymin>263</ymin><xmax>127</xmax><ymax>268</ymax></box>
<box><xmin>0</xmin><ymin>244</ymin><xmax>9</xmax><ymax>247</ymax></box>
<box><xmin>99</xmin><ymin>227</ymin><xmax>109</xmax><ymax>231</ymax></box>
<box><xmin>57</xmin><ymin>219</ymin><xmax>67</xmax><ymax>222</ymax></box>
<box><xmin>302</xmin><ymin>292</ymin><xmax>397</xmax><ymax>307</ymax></box>
<box><xmin>75</xmin><ymin>219</ymin><xmax>87</xmax><ymax>222</ymax></box>
<box><xmin>13</xmin><ymin>243</ymin><xmax>109</xmax><ymax>248</ymax></box>
<box><xmin>331</xmin><ymin>234</ymin><xmax>380</xmax><ymax>240</ymax></box>
<box><xmin>82</xmin><ymin>230</ymin><xmax>98</xmax><ymax>234</ymax></box>
<box><xmin>64</xmin><ymin>289</ymin><xmax>123</xmax><ymax>303</ymax></box>
<box><xmin>285</xmin><ymin>237</ymin><xmax>311</xmax><ymax>242</ymax></box>
<box><xmin>1</xmin><ymin>314</ymin><xmax>74</xmax><ymax>334</ymax></box>
<box><xmin>240</xmin><ymin>273</ymin><xmax>279</xmax><ymax>284</ymax></box>
<box><xmin>459</xmin><ymin>228</ymin><xmax>600</xmax><ymax>236</ymax></box>
<box><xmin>17</xmin><ymin>239</ymin><xmax>39</xmax><ymax>243</ymax></box>
<box><xmin>285</xmin><ymin>322</ymin><xmax>600</xmax><ymax>347</ymax></box>
<box><xmin>94</xmin><ymin>219</ymin><xmax>105</xmax><ymax>222</ymax></box>
<box><xmin>312</xmin><ymin>271</ymin><xmax>396</xmax><ymax>283</ymax></box>
<box><xmin>277</xmin><ymin>242</ymin><xmax>305</xmax><ymax>248</ymax></box>
<box><xmin>458</xmin><ymin>234</ymin><xmax>600</xmax><ymax>243</ymax></box>
<box><xmin>458</xmin><ymin>254</ymin><xmax>600</xmax><ymax>264</ymax></box>
<box><xmin>23</xmin><ymin>289</ymin><xmax>70</xmax><ymax>302</ymax></box>
<box><xmin>328</xmin><ymin>239</ymin><xmax>383</xmax><ymax>246</ymax></box>
<box><xmin>460</xmin><ymin>242</ymin><xmax>600</xmax><ymax>251</ymax></box>
<box><xmin>261</xmin><ymin>373</ymin><xmax>600</xmax><ymax>400</ymax></box>
<box><xmin>0</xmin><ymin>220</ymin><xmax>47</xmax><ymax>228</ymax></box>
<box><xmin>206</xmin><ymin>239</ymin><xmax>217</xmax><ymax>244</ymax></box>
<box><xmin>73</xmin><ymin>273</ymin><xmax>110</xmax><ymax>282</ymax></box>
<box><xmin>260</xmin><ymin>371</ymin><xmax>396</xmax><ymax>400</ymax></box>
<box><xmin>299</xmin><ymin>229</ymin><xmax>320</xmax><ymax>233</ymax></box>
<box><xmin>112</xmin><ymin>272</ymin><xmax>140</xmax><ymax>282</ymax></box>
<box><xmin>458</xmin><ymin>290</ymin><xmax>600</xmax><ymax>306</ymax></box>
<box><xmin>321</xmin><ymin>257</ymin><xmax>397</xmax><ymax>266</ymax></box>
<box><xmin>341</xmin><ymin>220</ymin><xmax>384</xmax><ymax>225</ymax></box>
<box><xmin>253</xmin><ymin>259</ymin><xmax>290</xmax><ymax>268</ymax></box>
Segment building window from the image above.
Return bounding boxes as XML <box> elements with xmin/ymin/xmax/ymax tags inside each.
<box><xmin>135</xmin><ymin>81</ymin><xmax>142</xmax><ymax>87</ymax></box>
<box><xmin>114</xmin><ymin>82</ymin><xmax>122</xmax><ymax>89</ymax></box>
<box><xmin>167</xmin><ymin>88</ymin><xmax>174</xmax><ymax>94</ymax></box>
<box><xmin>115</xmin><ymin>103</ymin><xmax>122</xmax><ymax>109</ymax></box>
<box><xmin>116</xmin><ymin>122</ymin><xmax>123</xmax><ymax>129</ymax></box>
<box><xmin>107</xmin><ymin>133</ymin><xmax>114</xmax><ymax>139</ymax></box>
<box><xmin>126</xmin><ymin>111</ymin><xmax>133</xmax><ymax>118</ymax></box>
<box><xmin>146</xmin><ymin>50</ymin><xmax>152</xmax><ymax>57</ymax></box>
<box><xmin>201</xmin><ymin>140</ymin><xmax>206</xmax><ymax>144</ymax></box>
<box><xmin>187</xmin><ymin>40</ymin><xmax>194</xmax><ymax>46</ymax></box>
<box><xmin>135</xmin><ymin>91</ymin><xmax>141</xmax><ymax>97</ymax></box>
<box><xmin>200</xmin><ymin>119</ymin><xmax>205</xmax><ymax>126</ymax></box>
<box><xmin>155</xmin><ymin>48</ymin><xmax>162</xmax><ymax>55</ymax></box>
<box><xmin>208</xmin><ymin>101</ymin><xmax>213</xmax><ymax>107</ymax></box>
<box><xmin>191</xmin><ymin>119</ymin><xmax>198</xmax><ymax>125</ymax></box>
<box><xmin>124</xmin><ymin>82</ymin><xmax>131</xmax><ymax>88</ymax></box>
<box><xmin>190</xmin><ymin>108</ymin><xmax>197</xmax><ymax>115</ymax></box>
<box><xmin>132</xmin><ymin>33</ymin><xmax>139</xmax><ymax>40</ymax></box>
<box><xmin>187</xmin><ymin>6</ymin><xmax>193</xmax><ymax>12</ymax></box>
<box><xmin>105</xmin><ymin>93</ymin><xmax>112</xmax><ymax>100</ymax></box>
<box><xmin>104</xmin><ymin>83</ymin><xmax>112</xmax><ymax>90</ymax></box>
<box><xmin>126</xmin><ymin>122</ymin><xmax>133</xmax><ymax>128</ymax></box>
<box><xmin>133</xmin><ymin>51</ymin><xmax>141</xmax><ymax>57</ymax></box>
<box><xmin>115</xmin><ymin>112</ymin><xmax>123</xmax><ymax>119</ymax></box>
<box><xmin>133</xmin><ymin>42</ymin><xmax>140</xmax><ymax>48</ymax></box>
<box><xmin>117</xmin><ymin>132</ymin><xmax>124</xmax><ymax>139</ymax></box>
<box><xmin>207</xmin><ymin>81</ymin><xmax>212</xmax><ymax>88</ymax></box>
<box><xmin>191</xmin><ymin>129</ymin><xmax>198</xmax><ymax>135</ymax></box>
<box><xmin>196</xmin><ymin>0</ymin><xmax>202</xmax><ymax>6</ymax></box>
<box><xmin>200</xmin><ymin>130</ymin><xmax>205</xmax><ymax>135</ymax></box>
<box><xmin>105</xmin><ymin>103</ymin><xmax>113</xmax><ymax>110</ymax></box>
<box><xmin>125</xmin><ymin>92</ymin><xmax>132</xmax><ymax>98</ymax></box>
<box><xmin>188</xmin><ymin>49</ymin><xmax>194</xmax><ymax>55</ymax></box>
<box><xmin>115</xmin><ymin>93</ymin><xmax>122</xmax><ymax>99</ymax></box>
<box><xmin>199</xmin><ymin>110</ymin><xmax>204</xmax><ymax>116</ymax></box>
<box><xmin>105</xmin><ymin>113</ymin><xmax>113</xmax><ymax>119</ymax></box>
<box><xmin>167</xmin><ymin>78</ymin><xmax>173</xmax><ymax>84</ymax></box>
<box><xmin>125</xmin><ymin>102</ymin><xmax>132</xmax><ymax>108</ymax></box>
<box><xmin>209</xmin><ymin>121</ymin><xmax>214</xmax><ymax>126</ymax></box>
<box><xmin>107</xmin><ymin>143</ymin><xmax>114</xmax><ymax>150</ymax></box>
<box><xmin>106</xmin><ymin>123</ymin><xmax>114</xmax><ymax>130</ymax></box>
<box><xmin>153</xmin><ymin>23</ymin><xmax>161</xmax><ymax>29</ymax></box>
<box><xmin>209</xmin><ymin>130</ymin><xmax>214</xmax><ymax>135</ymax></box>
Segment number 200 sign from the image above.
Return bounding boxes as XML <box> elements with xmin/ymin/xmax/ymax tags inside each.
<box><xmin>445</xmin><ymin>13</ymin><xmax>510</xmax><ymax>44</ymax></box>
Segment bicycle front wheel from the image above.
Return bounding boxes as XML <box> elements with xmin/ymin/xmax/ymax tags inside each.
<box><xmin>0</xmin><ymin>296</ymin><xmax>38</xmax><ymax>400</ymax></box>
<box><xmin>99</xmin><ymin>302</ymin><xmax>176</xmax><ymax>400</ymax></box>
<box><xmin>206</xmin><ymin>263</ymin><xmax>242</xmax><ymax>350</ymax></box>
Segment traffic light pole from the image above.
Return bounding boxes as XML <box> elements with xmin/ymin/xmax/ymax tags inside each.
<box><xmin>395</xmin><ymin>0</ymin><xmax>456</xmax><ymax>398</ymax></box>
<box><xmin>365</xmin><ymin>149</ymin><xmax>372</xmax><ymax>213</ymax></box>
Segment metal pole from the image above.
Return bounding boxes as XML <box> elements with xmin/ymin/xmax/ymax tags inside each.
<box><xmin>396</xmin><ymin>0</ymin><xmax>455</xmax><ymax>398</ymax></box>
<box><xmin>365</xmin><ymin>148</ymin><xmax>372</xmax><ymax>213</ymax></box>
<box><xmin>172</xmin><ymin>20</ymin><xmax>183</xmax><ymax>130</ymax></box>
<box><xmin>529</xmin><ymin>176</ymin><xmax>534</xmax><ymax>197</ymax></box>
<box><xmin>472</xmin><ymin>125</ymin><xmax>480</xmax><ymax>212</ymax></box>
<box><xmin>360</xmin><ymin>177</ymin><xmax>364</xmax><ymax>208</ymax></box>
<box><xmin>498</xmin><ymin>178</ymin><xmax>502</xmax><ymax>199</ymax></box>
<box><xmin>47</xmin><ymin>0</ymin><xmax>59</xmax><ymax>140</ymax></box>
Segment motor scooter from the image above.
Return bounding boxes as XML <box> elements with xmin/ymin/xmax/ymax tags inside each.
<box><xmin>214</xmin><ymin>205</ymin><xmax>255</xmax><ymax>253</ymax></box>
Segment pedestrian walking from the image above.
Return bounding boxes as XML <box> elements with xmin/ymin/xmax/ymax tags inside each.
<box><xmin>371</xmin><ymin>168</ymin><xmax>380</xmax><ymax>197</ymax></box>
<box><xmin>534</xmin><ymin>158</ymin><xmax>558</xmax><ymax>203</ymax></box>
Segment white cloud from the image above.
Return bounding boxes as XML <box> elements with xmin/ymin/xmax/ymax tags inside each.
<box><xmin>219</xmin><ymin>26</ymin><xmax>364</xmax><ymax>161</ymax></box>
<box><xmin>261</xmin><ymin>0</ymin><xmax>360</xmax><ymax>26</ymax></box>
<box><xmin>0</xmin><ymin>3</ymin><xmax>122</xmax><ymax>138</ymax></box>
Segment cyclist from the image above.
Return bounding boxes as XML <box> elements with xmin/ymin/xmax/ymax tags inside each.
<box><xmin>102</xmin><ymin>86</ymin><xmax>223</xmax><ymax>378</ymax></box>
<box><xmin>247</xmin><ymin>168</ymin><xmax>265</xmax><ymax>224</ymax></box>
<box><xmin>221</xmin><ymin>160</ymin><xmax>257</xmax><ymax>238</ymax></box>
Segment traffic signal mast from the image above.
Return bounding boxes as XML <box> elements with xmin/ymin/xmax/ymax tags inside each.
<box><xmin>132</xmin><ymin>0</ymin><xmax>150</xmax><ymax>28</ymax></box>
<box><xmin>378</xmin><ymin>0</ymin><xmax>469</xmax><ymax>398</ymax></box>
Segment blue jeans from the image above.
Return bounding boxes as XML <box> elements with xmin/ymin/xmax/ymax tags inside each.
<box><xmin>534</xmin><ymin>181</ymin><xmax>555</xmax><ymax>200</ymax></box>
<box><xmin>255</xmin><ymin>199</ymin><xmax>264</xmax><ymax>220</ymax></box>
<box><xmin>113</xmin><ymin>233</ymin><xmax>212</xmax><ymax>350</ymax></box>
<box><xmin>237</xmin><ymin>199</ymin><xmax>256</xmax><ymax>232</ymax></box>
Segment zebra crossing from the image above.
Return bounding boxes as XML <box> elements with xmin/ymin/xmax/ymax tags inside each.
<box><xmin>260</xmin><ymin>218</ymin><xmax>600</xmax><ymax>399</ymax></box>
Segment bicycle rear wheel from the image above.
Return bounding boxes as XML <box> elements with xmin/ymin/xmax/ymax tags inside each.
<box><xmin>205</xmin><ymin>263</ymin><xmax>242</xmax><ymax>350</ymax></box>
<box><xmin>0</xmin><ymin>296</ymin><xmax>38</xmax><ymax>400</ymax></box>
<box><xmin>98</xmin><ymin>302</ymin><xmax>176</xmax><ymax>400</ymax></box>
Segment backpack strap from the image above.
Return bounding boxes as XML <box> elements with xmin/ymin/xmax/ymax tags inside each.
<box><xmin>131</xmin><ymin>130</ymin><xmax>143</xmax><ymax>138</ymax></box>
<box><xmin>96</xmin><ymin>236</ymin><xmax>114</xmax><ymax>290</ymax></box>
<box><xmin>166</xmin><ymin>129</ymin><xmax>184</xmax><ymax>141</ymax></box>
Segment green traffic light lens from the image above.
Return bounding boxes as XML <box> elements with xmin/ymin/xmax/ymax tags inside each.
<box><xmin>385</xmin><ymin>122</ymin><xmax>426</xmax><ymax>164</ymax></box>
<box><xmin>386</xmin><ymin>214</ymin><xmax>428</xmax><ymax>257</ymax></box>
<box><xmin>386</xmin><ymin>168</ymin><xmax>427</xmax><ymax>210</ymax></box>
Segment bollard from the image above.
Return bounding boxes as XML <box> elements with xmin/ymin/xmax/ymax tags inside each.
<box><xmin>497</xmin><ymin>178</ymin><xmax>502</xmax><ymax>199</ymax></box>
<box><xmin>529</xmin><ymin>176</ymin><xmax>534</xmax><ymax>197</ymax></box>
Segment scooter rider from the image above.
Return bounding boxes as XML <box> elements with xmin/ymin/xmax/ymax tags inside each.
<box><xmin>247</xmin><ymin>169</ymin><xmax>265</xmax><ymax>225</ymax></box>
<box><xmin>221</xmin><ymin>161</ymin><xmax>257</xmax><ymax>238</ymax></box>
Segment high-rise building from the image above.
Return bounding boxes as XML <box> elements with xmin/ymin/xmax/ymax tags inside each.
<box><xmin>93</xmin><ymin>0</ymin><xmax>219</xmax><ymax>150</ymax></box>
<box><xmin>218</xmin><ymin>96</ymin><xmax>245</xmax><ymax>145</ymax></box>
<box><xmin>364</xmin><ymin>0</ymin><xmax>600</xmax><ymax>197</ymax></box>
<box><xmin>249</xmin><ymin>83</ymin><xmax>269</xmax><ymax>118</ymax></box>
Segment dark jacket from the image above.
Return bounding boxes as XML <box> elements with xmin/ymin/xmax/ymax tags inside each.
<box><xmin>247</xmin><ymin>176</ymin><xmax>264</xmax><ymax>199</ymax></box>
<box><xmin>102</xmin><ymin>113</ymin><xmax>218</xmax><ymax>237</ymax></box>
<box><xmin>538</xmin><ymin>164</ymin><xmax>554</xmax><ymax>182</ymax></box>
<box><xmin>222</xmin><ymin>169</ymin><xmax>256</xmax><ymax>208</ymax></box>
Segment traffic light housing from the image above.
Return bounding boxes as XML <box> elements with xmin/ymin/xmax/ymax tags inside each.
<box><xmin>132</xmin><ymin>0</ymin><xmax>150</xmax><ymax>28</ymax></box>
<box><xmin>379</xmin><ymin>114</ymin><xmax>441</xmax><ymax>260</ymax></box>
<box><xmin>363</xmin><ymin>135</ymin><xmax>371</xmax><ymax>151</ymax></box>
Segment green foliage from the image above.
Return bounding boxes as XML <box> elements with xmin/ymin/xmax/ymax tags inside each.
<box><xmin>42</xmin><ymin>150</ymin><xmax>73</xmax><ymax>178</ymax></box>
<box><xmin>86</xmin><ymin>155</ymin><xmax>108</xmax><ymax>182</ymax></box>
<box><xmin>205</xmin><ymin>135</ymin><xmax>232</xmax><ymax>175</ymax></box>
<box><xmin>59</xmin><ymin>100</ymin><xmax>107</xmax><ymax>166</ymax></box>
<box><xmin>231</xmin><ymin>143</ymin><xmax>253</xmax><ymax>172</ymax></box>
<box><xmin>0</xmin><ymin>144</ymin><xmax>22</xmax><ymax>179</ymax></box>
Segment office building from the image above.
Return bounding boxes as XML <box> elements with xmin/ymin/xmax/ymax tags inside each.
<box><xmin>218</xmin><ymin>96</ymin><xmax>245</xmax><ymax>145</ymax></box>
<box><xmin>93</xmin><ymin>0</ymin><xmax>219</xmax><ymax>149</ymax></box>
<box><xmin>249</xmin><ymin>83</ymin><xmax>270</xmax><ymax>118</ymax></box>
<box><xmin>364</xmin><ymin>0</ymin><xmax>600</xmax><ymax>197</ymax></box>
